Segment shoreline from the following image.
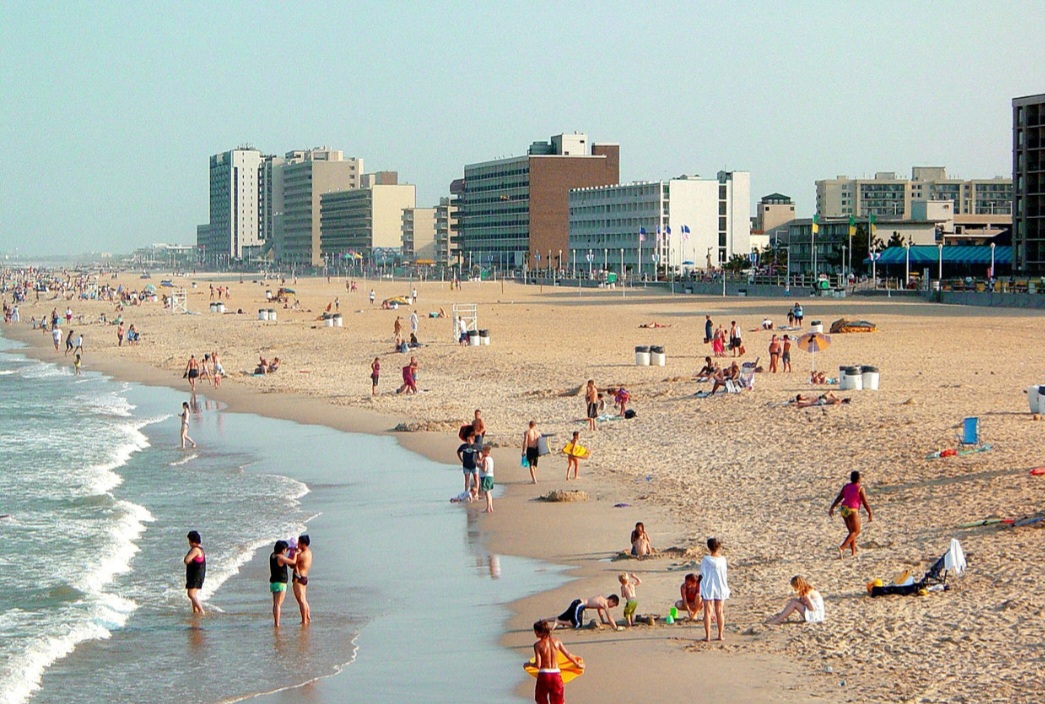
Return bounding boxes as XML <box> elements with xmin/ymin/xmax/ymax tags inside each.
<box><xmin>13</xmin><ymin>274</ymin><xmax>1045</xmax><ymax>702</ymax></box>
<box><xmin>2</xmin><ymin>288</ymin><xmax>824</xmax><ymax>703</ymax></box>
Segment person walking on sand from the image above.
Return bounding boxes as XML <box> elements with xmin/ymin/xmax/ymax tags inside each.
<box><xmin>51</xmin><ymin>326</ymin><xmax>61</xmax><ymax>351</ymax></box>
<box><xmin>269</xmin><ymin>540</ymin><xmax>297</xmax><ymax>627</ymax></box>
<box><xmin>179</xmin><ymin>402</ymin><xmax>196</xmax><ymax>449</ymax></box>
<box><xmin>393</xmin><ymin>316</ymin><xmax>403</xmax><ymax>345</ymax></box>
<box><xmin>117</xmin><ymin>323</ymin><xmax>124</xmax><ymax>347</ymax></box>
<box><xmin>479</xmin><ymin>444</ymin><xmax>495</xmax><ymax>513</ymax></box>
<box><xmin>829</xmin><ymin>470</ymin><xmax>874</xmax><ymax>558</ymax></box>
<box><xmin>65</xmin><ymin>329</ymin><xmax>75</xmax><ymax>355</ymax></box>
<box><xmin>183</xmin><ymin>530</ymin><xmax>206</xmax><ymax>615</ymax></box>
<box><xmin>73</xmin><ymin>333</ymin><xmax>83</xmax><ymax>356</ymax></box>
<box><xmin>370</xmin><ymin>357</ymin><xmax>381</xmax><ymax>395</ymax></box>
<box><xmin>781</xmin><ymin>334</ymin><xmax>793</xmax><ymax>373</ymax></box>
<box><xmin>410</xmin><ymin>309</ymin><xmax>419</xmax><ymax>335</ymax></box>
<box><xmin>585</xmin><ymin>380</ymin><xmax>598</xmax><ymax>431</ymax></box>
<box><xmin>704</xmin><ymin>314</ymin><xmax>713</xmax><ymax>344</ymax></box>
<box><xmin>700</xmin><ymin>537</ymin><xmax>730</xmax><ymax>641</ymax></box>
<box><xmin>211</xmin><ymin>351</ymin><xmax>224</xmax><ymax>388</ymax></box>
<box><xmin>292</xmin><ymin>534</ymin><xmax>312</xmax><ymax>625</ymax></box>
<box><xmin>184</xmin><ymin>355</ymin><xmax>200</xmax><ymax>397</ymax></box>
<box><xmin>531</xmin><ymin>620</ymin><xmax>584</xmax><ymax>704</ymax></box>
<box><xmin>522</xmin><ymin>420</ymin><xmax>542</xmax><ymax>484</ymax></box>
<box><xmin>712</xmin><ymin>324</ymin><xmax>726</xmax><ymax>357</ymax></box>
<box><xmin>565</xmin><ymin>430</ymin><xmax>583</xmax><ymax>481</ymax></box>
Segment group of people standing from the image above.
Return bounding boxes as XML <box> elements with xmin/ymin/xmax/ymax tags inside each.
<box><xmin>183</xmin><ymin>352</ymin><xmax>225</xmax><ymax>397</ymax></box>
<box><xmin>454</xmin><ymin>410</ymin><xmax>494</xmax><ymax>512</ymax></box>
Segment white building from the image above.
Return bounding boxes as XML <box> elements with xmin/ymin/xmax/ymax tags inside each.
<box><xmin>319</xmin><ymin>181</ymin><xmax>415</xmax><ymax>259</ymax></box>
<box><xmin>568</xmin><ymin>171</ymin><xmax>751</xmax><ymax>277</ymax></box>
<box><xmin>402</xmin><ymin>207</ymin><xmax>438</xmax><ymax>263</ymax></box>
<box><xmin>198</xmin><ymin>147</ymin><xmax>263</xmax><ymax>263</ymax></box>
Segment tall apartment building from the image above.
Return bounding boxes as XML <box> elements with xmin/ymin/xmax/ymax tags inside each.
<box><xmin>274</xmin><ymin>148</ymin><xmax>363</xmax><ymax>266</ymax></box>
<box><xmin>401</xmin><ymin>207</ymin><xmax>437</xmax><ymax>263</ymax></box>
<box><xmin>456</xmin><ymin>133</ymin><xmax>619</xmax><ymax>269</ymax></box>
<box><xmin>434</xmin><ymin>197</ymin><xmax>456</xmax><ymax>267</ymax></box>
<box><xmin>196</xmin><ymin>147</ymin><xmax>265</xmax><ymax>263</ymax></box>
<box><xmin>568</xmin><ymin>171</ymin><xmax>751</xmax><ymax>275</ymax></box>
<box><xmin>1014</xmin><ymin>94</ymin><xmax>1045</xmax><ymax>272</ymax></box>
<box><xmin>319</xmin><ymin>180</ymin><xmax>415</xmax><ymax>259</ymax></box>
<box><xmin>816</xmin><ymin>168</ymin><xmax>1012</xmax><ymax>220</ymax></box>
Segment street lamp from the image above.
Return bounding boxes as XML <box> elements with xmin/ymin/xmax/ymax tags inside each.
<box><xmin>587</xmin><ymin>249</ymin><xmax>593</xmax><ymax>279</ymax></box>
<box><xmin>937</xmin><ymin>242</ymin><xmax>944</xmax><ymax>283</ymax></box>
<box><xmin>990</xmin><ymin>242</ymin><xmax>996</xmax><ymax>284</ymax></box>
<box><xmin>905</xmin><ymin>241</ymin><xmax>911</xmax><ymax>289</ymax></box>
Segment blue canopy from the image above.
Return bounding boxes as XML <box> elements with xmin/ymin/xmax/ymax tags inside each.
<box><xmin>867</xmin><ymin>245</ymin><xmax>1012</xmax><ymax>266</ymax></box>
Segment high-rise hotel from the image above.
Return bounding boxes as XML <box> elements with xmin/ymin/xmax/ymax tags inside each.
<box><xmin>1014</xmin><ymin>93</ymin><xmax>1045</xmax><ymax>273</ymax></box>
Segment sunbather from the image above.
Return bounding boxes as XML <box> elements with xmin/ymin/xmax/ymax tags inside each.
<box><xmin>793</xmin><ymin>392</ymin><xmax>849</xmax><ymax>408</ymax></box>
<box><xmin>697</xmin><ymin>356</ymin><xmax>718</xmax><ymax>381</ymax></box>
<box><xmin>639</xmin><ymin>321</ymin><xmax>671</xmax><ymax>328</ymax></box>
<box><xmin>711</xmin><ymin>362</ymin><xmax>740</xmax><ymax>394</ymax></box>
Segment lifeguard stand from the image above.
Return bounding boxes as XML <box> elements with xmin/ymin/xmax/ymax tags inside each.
<box><xmin>170</xmin><ymin>288</ymin><xmax>189</xmax><ymax>314</ymax></box>
<box><xmin>452</xmin><ymin>303</ymin><xmax>477</xmax><ymax>342</ymax></box>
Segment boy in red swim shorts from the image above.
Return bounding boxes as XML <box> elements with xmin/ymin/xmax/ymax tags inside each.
<box><xmin>532</xmin><ymin>620</ymin><xmax>583</xmax><ymax>704</ymax></box>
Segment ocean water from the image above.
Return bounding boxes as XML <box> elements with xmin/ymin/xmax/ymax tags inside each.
<box><xmin>0</xmin><ymin>334</ymin><xmax>569</xmax><ymax>704</ymax></box>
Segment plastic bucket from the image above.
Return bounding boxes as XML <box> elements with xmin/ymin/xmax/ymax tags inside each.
<box><xmin>635</xmin><ymin>345</ymin><xmax>650</xmax><ymax>366</ymax></box>
<box><xmin>479</xmin><ymin>329</ymin><xmax>490</xmax><ymax>345</ymax></box>
<box><xmin>468</xmin><ymin>330</ymin><xmax>480</xmax><ymax>346</ymax></box>
<box><xmin>333</xmin><ymin>314</ymin><xmax>343</xmax><ymax>327</ymax></box>
<box><xmin>258</xmin><ymin>309</ymin><xmax>268</xmax><ymax>321</ymax></box>
<box><xmin>650</xmin><ymin>345</ymin><xmax>665</xmax><ymax>366</ymax></box>
<box><xmin>861</xmin><ymin>365</ymin><xmax>879</xmax><ymax>391</ymax></box>
<box><xmin>841</xmin><ymin>366</ymin><xmax>862</xmax><ymax>391</ymax></box>
<box><xmin>267</xmin><ymin>309</ymin><xmax>277</xmax><ymax>322</ymax></box>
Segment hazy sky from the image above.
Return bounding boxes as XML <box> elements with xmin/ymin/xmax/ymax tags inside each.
<box><xmin>2</xmin><ymin>1</ymin><xmax>1043</xmax><ymax>255</ymax></box>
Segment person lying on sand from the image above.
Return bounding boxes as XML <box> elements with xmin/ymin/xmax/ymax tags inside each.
<box><xmin>639</xmin><ymin>321</ymin><xmax>671</xmax><ymax>328</ymax></box>
<box><xmin>793</xmin><ymin>392</ymin><xmax>849</xmax><ymax>408</ymax></box>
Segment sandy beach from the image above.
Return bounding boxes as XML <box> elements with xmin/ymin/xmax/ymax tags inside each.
<box><xmin>8</xmin><ymin>274</ymin><xmax>1045</xmax><ymax>703</ymax></box>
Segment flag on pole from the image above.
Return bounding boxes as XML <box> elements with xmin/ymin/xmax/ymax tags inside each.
<box><xmin>848</xmin><ymin>216</ymin><xmax>856</xmax><ymax>238</ymax></box>
<box><xmin>639</xmin><ymin>227</ymin><xmax>646</xmax><ymax>242</ymax></box>
<box><xmin>665</xmin><ymin>226</ymin><xmax>672</xmax><ymax>235</ymax></box>
<box><xmin>811</xmin><ymin>214</ymin><xmax>819</xmax><ymax>235</ymax></box>
<box><xmin>869</xmin><ymin>213</ymin><xmax>877</xmax><ymax>236</ymax></box>
<box><xmin>681</xmin><ymin>225</ymin><xmax>690</xmax><ymax>240</ymax></box>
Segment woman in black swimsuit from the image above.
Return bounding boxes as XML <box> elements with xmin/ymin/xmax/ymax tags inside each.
<box><xmin>183</xmin><ymin>530</ymin><xmax>206</xmax><ymax>615</ymax></box>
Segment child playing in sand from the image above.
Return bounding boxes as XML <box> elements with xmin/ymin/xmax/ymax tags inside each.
<box><xmin>549</xmin><ymin>595</ymin><xmax>621</xmax><ymax>630</ymax></box>
<box><xmin>700</xmin><ymin>537</ymin><xmax>730</xmax><ymax>641</ymax></box>
<box><xmin>675</xmin><ymin>572</ymin><xmax>705</xmax><ymax>621</ymax></box>
<box><xmin>531</xmin><ymin>620</ymin><xmax>584</xmax><ymax>704</ymax></box>
<box><xmin>565</xmin><ymin>431</ymin><xmax>583</xmax><ymax>481</ymax></box>
<box><xmin>619</xmin><ymin>572</ymin><xmax>641</xmax><ymax>627</ymax></box>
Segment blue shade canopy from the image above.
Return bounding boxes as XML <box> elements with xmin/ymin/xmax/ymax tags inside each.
<box><xmin>867</xmin><ymin>245</ymin><xmax>1011</xmax><ymax>265</ymax></box>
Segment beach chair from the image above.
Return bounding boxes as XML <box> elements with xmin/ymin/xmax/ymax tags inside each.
<box><xmin>957</xmin><ymin>417</ymin><xmax>979</xmax><ymax>446</ymax></box>
<box><xmin>734</xmin><ymin>358</ymin><xmax>759</xmax><ymax>391</ymax></box>
<box><xmin>920</xmin><ymin>538</ymin><xmax>966</xmax><ymax>587</ymax></box>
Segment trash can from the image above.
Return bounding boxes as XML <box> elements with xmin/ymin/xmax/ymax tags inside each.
<box><xmin>860</xmin><ymin>365</ymin><xmax>879</xmax><ymax>391</ymax></box>
<box><xmin>634</xmin><ymin>345</ymin><xmax>650</xmax><ymax>366</ymax></box>
<box><xmin>650</xmin><ymin>345</ymin><xmax>666</xmax><ymax>366</ymax></box>
<box><xmin>333</xmin><ymin>314</ymin><xmax>343</xmax><ymax>327</ymax></box>
<box><xmin>479</xmin><ymin>329</ymin><xmax>490</xmax><ymax>345</ymax></box>
<box><xmin>215</xmin><ymin>303</ymin><xmax>225</xmax><ymax>314</ymax></box>
<box><xmin>209</xmin><ymin>302</ymin><xmax>218</xmax><ymax>313</ymax></box>
<box><xmin>325</xmin><ymin>317</ymin><xmax>335</xmax><ymax>327</ymax></box>
<box><xmin>267</xmin><ymin>309</ymin><xmax>277</xmax><ymax>322</ymax></box>
<box><xmin>468</xmin><ymin>330</ymin><xmax>480</xmax><ymax>346</ymax></box>
<box><xmin>840</xmin><ymin>366</ymin><xmax>863</xmax><ymax>391</ymax></box>
<box><xmin>258</xmin><ymin>309</ymin><xmax>268</xmax><ymax>321</ymax></box>
<box><xmin>1029</xmin><ymin>385</ymin><xmax>1045</xmax><ymax>414</ymax></box>
<box><xmin>810</xmin><ymin>321</ymin><xmax>823</xmax><ymax>334</ymax></box>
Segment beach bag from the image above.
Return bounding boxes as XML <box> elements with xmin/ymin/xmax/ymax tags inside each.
<box><xmin>520</xmin><ymin>454</ymin><xmax>529</xmax><ymax>468</ymax></box>
<box><xmin>624</xmin><ymin>409</ymin><xmax>637</xmax><ymax>419</ymax></box>
<box><xmin>739</xmin><ymin>345</ymin><xmax>746</xmax><ymax>356</ymax></box>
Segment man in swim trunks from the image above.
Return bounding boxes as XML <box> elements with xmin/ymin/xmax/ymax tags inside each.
<box><xmin>532</xmin><ymin>619</ymin><xmax>583</xmax><ymax>704</ymax></box>
<box><xmin>269</xmin><ymin>540</ymin><xmax>297</xmax><ymax>627</ymax></box>
<box><xmin>457</xmin><ymin>430</ymin><xmax>481</xmax><ymax>495</ymax></box>
<box><xmin>292</xmin><ymin>534</ymin><xmax>312</xmax><ymax>625</ymax></box>
<box><xmin>522</xmin><ymin>420</ymin><xmax>542</xmax><ymax>484</ymax></box>
<box><xmin>549</xmin><ymin>594</ymin><xmax>620</xmax><ymax>630</ymax></box>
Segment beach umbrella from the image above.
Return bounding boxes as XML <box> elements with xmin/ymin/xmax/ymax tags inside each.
<box><xmin>143</xmin><ymin>284</ymin><xmax>156</xmax><ymax>293</ymax></box>
<box><xmin>281</xmin><ymin>287</ymin><xmax>296</xmax><ymax>294</ymax></box>
<box><xmin>795</xmin><ymin>332</ymin><xmax>831</xmax><ymax>371</ymax></box>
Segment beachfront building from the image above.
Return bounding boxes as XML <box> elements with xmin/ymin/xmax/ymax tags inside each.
<box><xmin>274</xmin><ymin>148</ymin><xmax>363</xmax><ymax>267</ymax></box>
<box><xmin>816</xmin><ymin>168</ymin><xmax>1012</xmax><ymax>220</ymax></box>
<box><xmin>434</xmin><ymin>197</ymin><xmax>456</xmax><ymax>267</ymax></box>
<box><xmin>1013</xmin><ymin>93</ymin><xmax>1045</xmax><ymax>273</ymax></box>
<box><xmin>753</xmin><ymin>192</ymin><xmax>797</xmax><ymax>252</ymax></box>
<box><xmin>455</xmin><ymin>133</ymin><xmax>619</xmax><ymax>272</ymax></box>
<box><xmin>401</xmin><ymin>206</ymin><xmax>437</xmax><ymax>264</ymax></box>
<box><xmin>567</xmin><ymin>171</ymin><xmax>751</xmax><ymax>277</ymax></box>
<box><xmin>319</xmin><ymin>179</ymin><xmax>415</xmax><ymax>264</ymax></box>
<box><xmin>196</xmin><ymin>147</ymin><xmax>267</xmax><ymax>266</ymax></box>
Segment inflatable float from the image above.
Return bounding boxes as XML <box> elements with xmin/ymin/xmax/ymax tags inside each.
<box><xmin>562</xmin><ymin>442</ymin><xmax>590</xmax><ymax>459</ymax></box>
<box><xmin>524</xmin><ymin>652</ymin><xmax>585</xmax><ymax>683</ymax></box>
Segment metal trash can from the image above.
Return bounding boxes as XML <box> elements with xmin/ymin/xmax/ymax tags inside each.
<box><xmin>634</xmin><ymin>345</ymin><xmax>650</xmax><ymax>366</ymax></box>
<box><xmin>860</xmin><ymin>365</ymin><xmax>879</xmax><ymax>391</ymax></box>
<box><xmin>479</xmin><ymin>329</ymin><xmax>490</xmax><ymax>345</ymax></box>
<box><xmin>650</xmin><ymin>345</ymin><xmax>666</xmax><ymax>366</ymax></box>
